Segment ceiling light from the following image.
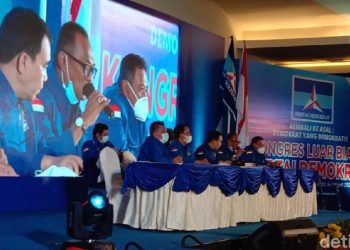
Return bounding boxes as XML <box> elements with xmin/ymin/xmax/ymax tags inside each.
<box><xmin>280</xmin><ymin>61</ymin><xmax>350</xmax><ymax>68</ymax></box>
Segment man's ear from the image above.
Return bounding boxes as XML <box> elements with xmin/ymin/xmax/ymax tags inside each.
<box><xmin>57</xmin><ymin>51</ymin><xmax>66</xmax><ymax>71</ymax></box>
<box><xmin>16</xmin><ymin>52</ymin><xmax>30</xmax><ymax>75</ymax></box>
<box><xmin>120</xmin><ymin>80</ymin><xmax>128</xmax><ymax>97</ymax></box>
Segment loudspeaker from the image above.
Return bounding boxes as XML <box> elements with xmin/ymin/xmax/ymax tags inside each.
<box><xmin>248</xmin><ymin>219</ymin><xmax>319</xmax><ymax>250</ymax></box>
<box><xmin>181</xmin><ymin>234</ymin><xmax>249</xmax><ymax>249</ymax></box>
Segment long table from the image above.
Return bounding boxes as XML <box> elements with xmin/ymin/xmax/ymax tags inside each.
<box><xmin>112</xmin><ymin>162</ymin><xmax>318</xmax><ymax>231</ymax></box>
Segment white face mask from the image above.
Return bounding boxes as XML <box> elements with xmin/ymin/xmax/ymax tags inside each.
<box><xmin>257</xmin><ymin>147</ymin><xmax>266</xmax><ymax>154</ymax></box>
<box><xmin>185</xmin><ymin>135</ymin><xmax>192</xmax><ymax>144</ymax></box>
<box><xmin>160</xmin><ymin>132</ymin><xmax>169</xmax><ymax>144</ymax></box>
<box><xmin>99</xmin><ymin>135</ymin><xmax>109</xmax><ymax>144</ymax></box>
<box><xmin>126</xmin><ymin>81</ymin><xmax>149</xmax><ymax>122</ymax></box>
<box><xmin>61</xmin><ymin>54</ymin><xmax>79</xmax><ymax>105</ymax></box>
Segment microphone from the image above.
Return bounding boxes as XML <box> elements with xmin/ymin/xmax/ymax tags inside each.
<box><xmin>83</xmin><ymin>83</ymin><xmax>114</xmax><ymax>119</ymax></box>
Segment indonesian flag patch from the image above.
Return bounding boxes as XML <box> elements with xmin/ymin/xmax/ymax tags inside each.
<box><xmin>31</xmin><ymin>98</ymin><xmax>44</xmax><ymax>112</ymax></box>
<box><xmin>110</xmin><ymin>104</ymin><xmax>121</xmax><ymax>118</ymax></box>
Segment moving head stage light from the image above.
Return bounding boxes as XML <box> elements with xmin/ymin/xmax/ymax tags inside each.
<box><xmin>61</xmin><ymin>191</ymin><xmax>115</xmax><ymax>250</ymax></box>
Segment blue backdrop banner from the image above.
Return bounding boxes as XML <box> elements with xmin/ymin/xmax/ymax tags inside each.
<box><xmin>248</xmin><ymin>61</ymin><xmax>350</xmax><ymax>196</ymax></box>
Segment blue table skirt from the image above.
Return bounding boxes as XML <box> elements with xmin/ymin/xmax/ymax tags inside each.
<box><xmin>121</xmin><ymin>162</ymin><xmax>317</xmax><ymax>197</ymax></box>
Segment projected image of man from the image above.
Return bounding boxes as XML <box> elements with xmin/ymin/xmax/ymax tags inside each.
<box><xmin>37</xmin><ymin>22</ymin><xmax>109</xmax><ymax>155</ymax></box>
<box><xmin>97</xmin><ymin>54</ymin><xmax>149</xmax><ymax>158</ymax></box>
<box><xmin>0</xmin><ymin>8</ymin><xmax>83</xmax><ymax>175</ymax></box>
<box><xmin>0</xmin><ymin>149</ymin><xmax>17</xmax><ymax>176</ymax></box>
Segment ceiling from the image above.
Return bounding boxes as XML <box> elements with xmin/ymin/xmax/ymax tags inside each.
<box><xmin>214</xmin><ymin>0</ymin><xmax>350</xmax><ymax>75</ymax></box>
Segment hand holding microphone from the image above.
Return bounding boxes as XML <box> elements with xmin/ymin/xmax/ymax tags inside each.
<box><xmin>83</xmin><ymin>83</ymin><xmax>115</xmax><ymax>118</ymax></box>
<box><xmin>82</xmin><ymin>83</ymin><xmax>111</xmax><ymax>128</ymax></box>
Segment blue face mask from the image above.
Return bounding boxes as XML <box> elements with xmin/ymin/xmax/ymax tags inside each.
<box><xmin>61</xmin><ymin>54</ymin><xmax>79</xmax><ymax>105</ymax></box>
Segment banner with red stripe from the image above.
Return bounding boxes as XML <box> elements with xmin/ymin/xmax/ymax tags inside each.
<box><xmin>236</xmin><ymin>44</ymin><xmax>249</xmax><ymax>147</ymax></box>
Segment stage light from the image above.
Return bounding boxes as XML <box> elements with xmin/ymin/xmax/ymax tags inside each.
<box><xmin>61</xmin><ymin>191</ymin><xmax>115</xmax><ymax>250</ymax></box>
<box><xmin>90</xmin><ymin>195</ymin><xmax>105</xmax><ymax>209</ymax></box>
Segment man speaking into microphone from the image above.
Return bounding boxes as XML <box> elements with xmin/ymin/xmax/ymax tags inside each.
<box><xmin>36</xmin><ymin>22</ymin><xmax>109</xmax><ymax>155</ymax></box>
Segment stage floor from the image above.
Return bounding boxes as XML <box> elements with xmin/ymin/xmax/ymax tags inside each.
<box><xmin>0</xmin><ymin>210</ymin><xmax>349</xmax><ymax>250</ymax></box>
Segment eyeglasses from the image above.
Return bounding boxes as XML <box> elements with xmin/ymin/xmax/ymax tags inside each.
<box><xmin>63</xmin><ymin>50</ymin><xmax>97</xmax><ymax>79</ymax></box>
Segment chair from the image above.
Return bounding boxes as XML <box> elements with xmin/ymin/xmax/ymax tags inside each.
<box><xmin>98</xmin><ymin>147</ymin><xmax>123</xmax><ymax>200</ymax></box>
<box><xmin>121</xmin><ymin>151</ymin><xmax>137</xmax><ymax>172</ymax></box>
<box><xmin>98</xmin><ymin>148</ymin><xmax>139</xmax><ymax>224</ymax></box>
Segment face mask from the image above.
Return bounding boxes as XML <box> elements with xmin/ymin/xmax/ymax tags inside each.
<box><xmin>99</xmin><ymin>135</ymin><xmax>109</xmax><ymax>144</ymax></box>
<box><xmin>134</xmin><ymin>97</ymin><xmax>149</xmax><ymax>122</ymax></box>
<box><xmin>126</xmin><ymin>81</ymin><xmax>149</xmax><ymax>122</ymax></box>
<box><xmin>35</xmin><ymin>166</ymin><xmax>78</xmax><ymax>177</ymax></box>
<box><xmin>258</xmin><ymin>147</ymin><xmax>266</xmax><ymax>154</ymax></box>
<box><xmin>185</xmin><ymin>135</ymin><xmax>192</xmax><ymax>144</ymax></box>
<box><xmin>160</xmin><ymin>132</ymin><xmax>169</xmax><ymax>144</ymax></box>
<box><xmin>61</xmin><ymin>54</ymin><xmax>79</xmax><ymax>105</ymax></box>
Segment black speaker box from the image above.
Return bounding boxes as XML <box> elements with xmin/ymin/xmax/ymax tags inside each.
<box><xmin>247</xmin><ymin>218</ymin><xmax>319</xmax><ymax>250</ymax></box>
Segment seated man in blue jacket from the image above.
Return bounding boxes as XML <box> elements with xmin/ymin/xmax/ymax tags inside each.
<box><xmin>195</xmin><ymin>130</ymin><xmax>227</xmax><ymax>164</ymax></box>
<box><xmin>138</xmin><ymin>121</ymin><xmax>182</xmax><ymax>163</ymax></box>
<box><xmin>240</xmin><ymin>136</ymin><xmax>281</xmax><ymax>167</ymax></box>
<box><xmin>168</xmin><ymin>124</ymin><xmax>195</xmax><ymax>163</ymax></box>
<box><xmin>221</xmin><ymin>132</ymin><xmax>245</xmax><ymax>163</ymax></box>
<box><xmin>239</xmin><ymin>136</ymin><xmax>267</xmax><ymax>166</ymax></box>
<box><xmin>82</xmin><ymin>123</ymin><xmax>115</xmax><ymax>187</ymax></box>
